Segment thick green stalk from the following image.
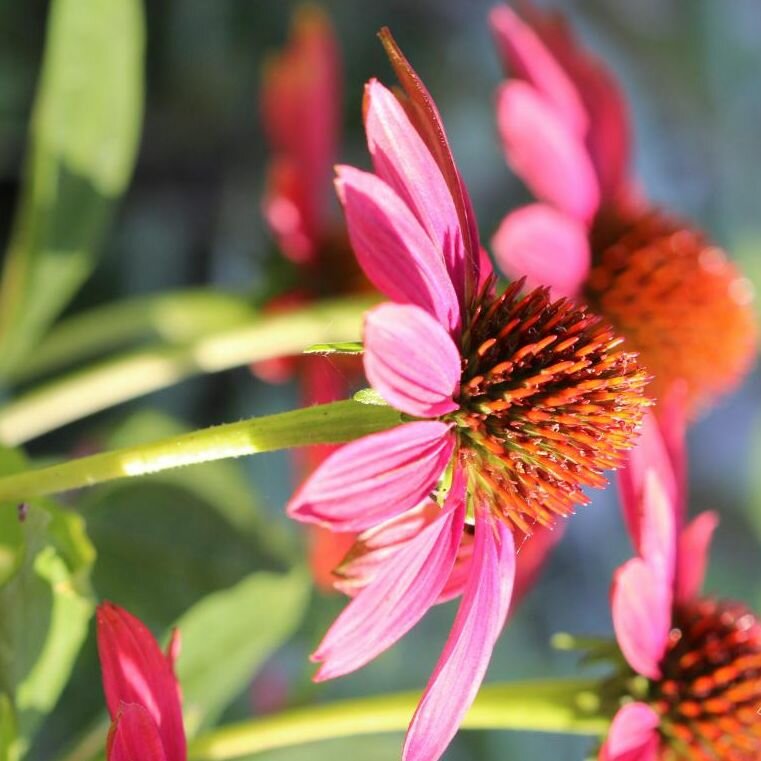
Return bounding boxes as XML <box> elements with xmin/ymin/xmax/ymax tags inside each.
<box><xmin>0</xmin><ymin>295</ymin><xmax>374</xmax><ymax>445</ymax></box>
<box><xmin>187</xmin><ymin>680</ymin><xmax>606</xmax><ymax>760</ymax></box>
<box><xmin>0</xmin><ymin>400</ymin><xmax>401</xmax><ymax>502</ymax></box>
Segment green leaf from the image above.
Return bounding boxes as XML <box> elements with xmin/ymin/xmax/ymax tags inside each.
<box><xmin>0</xmin><ymin>449</ymin><xmax>95</xmax><ymax>757</ymax></box>
<box><xmin>303</xmin><ymin>341</ymin><xmax>363</xmax><ymax>355</ymax></box>
<box><xmin>0</xmin><ymin>0</ymin><xmax>144</xmax><ymax>376</ymax></box>
<box><xmin>0</xmin><ymin>694</ymin><xmax>19</xmax><ymax>761</ymax></box>
<box><xmin>177</xmin><ymin>568</ymin><xmax>310</xmax><ymax>737</ymax></box>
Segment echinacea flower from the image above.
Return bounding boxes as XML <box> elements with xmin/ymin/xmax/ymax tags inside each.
<box><xmin>602</xmin><ymin>411</ymin><xmax>761</xmax><ymax>760</ymax></box>
<box><xmin>287</xmin><ymin>29</ymin><xmax>651</xmax><ymax>761</ymax></box>
<box><xmin>259</xmin><ymin>5</ymin><xmax>366</xmax><ymax>588</ymax></box>
<box><xmin>490</xmin><ymin>2</ymin><xmax>757</xmax><ymax>413</ymax></box>
<box><xmin>96</xmin><ymin>602</ymin><xmax>186</xmax><ymax>761</ymax></box>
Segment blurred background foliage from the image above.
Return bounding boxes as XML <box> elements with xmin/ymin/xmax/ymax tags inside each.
<box><xmin>0</xmin><ymin>1</ymin><xmax>758</xmax><ymax>760</ymax></box>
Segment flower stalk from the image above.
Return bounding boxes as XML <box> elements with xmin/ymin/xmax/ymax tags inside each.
<box><xmin>186</xmin><ymin>679</ymin><xmax>607</xmax><ymax>760</ymax></box>
<box><xmin>0</xmin><ymin>400</ymin><xmax>401</xmax><ymax>503</ymax></box>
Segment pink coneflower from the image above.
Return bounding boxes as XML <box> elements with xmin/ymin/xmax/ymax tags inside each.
<box><xmin>601</xmin><ymin>412</ymin><xmax>761</xmax><ymax>760</ymax></box>
<box><xmin>490</xmin><ymin>2</ymin><xmax>757</xmax><ymax>414</ymax></box>
<box><xmin>96</xmin><ymin>602</ymin><xmax>186</xmax><ymax>761</ymax></box>
<box><xmin>287</xmin><ymin>29</ymin><xmax>650</xmax><ymax>761</ymax></box>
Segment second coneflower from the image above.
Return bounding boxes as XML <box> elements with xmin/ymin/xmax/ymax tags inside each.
<box><xmin>601</xmin><ymin>412</ymin><xmax>761</xmax><ymax>760</ymax></box>
<box><xmin>490</xmin><ymin>2</ymin><xmax>757</xmax><ymax>414</ymax></box>
<box><xmin>287</xmin><ymin>30</ymin><xmax>651</xmax><ymax>761</ymax></box>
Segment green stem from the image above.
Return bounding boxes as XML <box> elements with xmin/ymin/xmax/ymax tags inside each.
<box><xmin>0</xmin><ymin>400</ymin><xmax>401</xmax><ymax>502</ymax></box>
<box><xmin>187</xmin><ymin>680</ymin><xmax>607</xmax><ymax>760</ymax></box>
<box><xmin>0</xmin><ymin>295</ymin><xmax>375</xmax><ymax>446</ymax></box>
<box><xmin>5</xmin><ymin>288</ymin><xmax>257</xmax><ymax>383</ymax></box>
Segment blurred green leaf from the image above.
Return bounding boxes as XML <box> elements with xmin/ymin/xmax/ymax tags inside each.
<box><xmin>178</xmin><ymin>568</ymin><xmax>310</xmax><ymax>736</ymax></box>
<box><xmin>0</xmin><ymin>448</ymin><xmax>95</xmax><ymax>758</ymax></box>
<box><xmin>80</xmin><ymin>410</ymin><xmax>293</xmax><ymax>629</ymax></box>
<box><xmin>0</xmin><ymin>694</ymin><xmax>19</xmax><ymax>761</ymax></box>
<box><xmin>0</xmin><ymin>0</ymin><xmax>144</xmax><ymax>376</ymax></box>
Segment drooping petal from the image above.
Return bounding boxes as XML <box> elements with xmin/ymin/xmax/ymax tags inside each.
<box><xmin>402</xmin><ymin>512</ymin><xmax>516</xmax><ymax>761</ymax></box>
<box><xmin>656</xmin><ymin>381</ymin><xmax>689</xmax><ymax>523</ymax></box>
<box><xmin>287</xmin><ymin>421</ymin><xmax>454</xmax><ymax>532</ymax></box>
<box><xmin>313</xmin><ymin>471</ymin><xmax>466</xmax><ymax>680</ymax></box>
<box><xmin>261</xmin><ymin>7</ymin><xmax>341</xmax><ymax>261</ymax></box>
<box><xmin>441</xmin><ymin>524</ymin><xmax>562</xmax><ymax>609</ymax></box>
<box><xmin>496</xmin><ymin>81</ymin><xmax>600</xmax><ymax>224</ymax></box>
<box><xmin>335</xmin><ymin>165</ymin><xmax>459</xmax><ymax>332</ymax></box>
<box><xmin>491</xmin><ymin>204</ymin><xmax>590</xmax><ymax>298</ymax></box>
<box><xmin>436</xmin><ymin>532</ymin><xmax>474</xmax><ymax>604</ymax></box>
<box><xmin>97</xmin><ymin>604</ymin><xmax>186</xmax><ymax>761</ymax></box>
<box><xmin>335</xmin><ymin>501</ymin><xmax>443</xmax><ymax>596</ymax></box>
<box><xmin>638</xmin><ymin>471</ymin><xmax>676</xmax><ymax>592</ymax></box>
<box><xmin>611</xmin><ymin>558</ymin><xmax>670</xmax><ymax>680</ymax></box>
<box><xmin>364</xmin><ymin>303</ymin><xmax>460</xmax><ymax>418</ymax></box>
<box><xmin>489</xmin><ymin>5</ymin><xmax>587</xmax><ymax>136</ymax></box>
<box><xmin>675</xmin><ymin>511</ymin><xmax>718</xmax><ymax>604</ymax></box>
<box><xmin>107</xmin><ymin>703</ymin><xmax>168</xmax><ymax>761</ymax></box>
<box><xmin>618</xmin><ymin>412</ymin><xmax>679</xmax><ymax>555</ymax></box>
<box><xmin>378</xmin><ymin>28</ymin><xmax>481</xmax><ymax>299</ymax></box>
<box><xmin>364</xmin><ymin>79</ymin><xmax>465</xmax><ymax>314</ymax></box>
<box><xmin>599</xmin><ymin>703</ymin><xmax>660</xmax><ymax>761</ymax></box>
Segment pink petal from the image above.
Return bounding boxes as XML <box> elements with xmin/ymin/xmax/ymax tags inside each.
<box><xmin>638</xmin><ymin>471</ymin><xmax>676</xmax><ymax>592</ymax></box>
<box><xmin>313</xmin><ymin>471</ymin><xmax>466</xmax><ymax>680</ymax></box>
<box><xmin>378</xmin><ymin>30</ymin><xmax>481</xmax><ymax>300</ymax></box>
<box><xmin>618</xmin><ymin>412</ymin><xmax>679</xmax><ymax>555</ymax></box>
<box><xmin>496</xmin><ymin>81</ymin><xmax>599</xmax><ymax>224</ymax></box>
<box><xmin>402</xmin><ymin>511</ymin><xmax>516</xmax><ymax>761</ymax></box>
<box><xmin>675</xmin><ymin>511</ymin><xmax>718</xmax><ymax>604</ymax></box>
<box><xmin>107</xmin><ymin>703</ymin><xmax>168</xmax><ymax>761</ymax></box>
<box><xmin>97</xmin><ymin>604</ymin><xmax>186</xmax><ymax>761</ymax></box>
<box><xmin>491</xmin><ymin>203</ymin><xmax>590</xmax><ymax>298</ymax></box>
<box><xmin>364</xmin><ymin>303</ymin><xmax>460</xmax><ymax>418</ymax></box>
<box><xmin>656</xmin><ymin>381</ymin><xmax>689</xmax><ymax>523</ymax></box>
<box><xmin>436</xmin><ymin>532</ymin><xmax>474</xmax><ymax>604</ymax></box>
<box><xmin>611</xmin><ymin>558</ymin><xmax>670</xmax><ymax>680</ymax></box>
<box><xmin>261</xmin><ymin>7</ymin><xmax>341</xmax><ymax>261</ymax></box>
<box><xmin>514</xmin><ymin>3</ymin><xmax>632</xmax><ymax>201</ymax></box>
<box><xmin>440</xmin><ymin>525</ymin><xmax>561</xmax><ymax>610</ymax></box>
<box><xmin>336</xmin><ymin>501</ymin><xmax>443</xmax><ymax>596</ymax></box>
<box><xmin>335</xmin><ymin>165</ymin><xmax>459</xmax><ymax>333</ymax></box>
<box><xmin>287</xmin><ymin>421</ymin><xmax>454</xmax><ymax>532</ymax></box>
<box><xmin>599</xmin><ymin>703</ymin><xmax>660</xmax><ymax>761</ymax></box>
<box><xmin>578</xmin><ymin>62</ymin><xmax>631</xmax><ymax>202</ymax></box>
<box><xmin>365</xmin><ymin>80</ymin><xmax>466</xmax><ymax>313</ymax></box>
<box><xmin>489</xmin><ymin>5</ymin><xmax>587</xmax><ymax>137</ymax></box>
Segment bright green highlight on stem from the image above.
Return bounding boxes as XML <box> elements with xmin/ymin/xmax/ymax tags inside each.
<box><xmin>0</xmin><ymin>295</ymin><xmax>374</xmax><ymax>446</ymax></box>
<box><xmin>0</xmin><ymin>400</ymin><xmax>401</xmax><ymax>503</ymax></box>
<box><xmin>187</xmin><ymin>679</ymin><xmax>607</xmax><ymax>760</ymax></box>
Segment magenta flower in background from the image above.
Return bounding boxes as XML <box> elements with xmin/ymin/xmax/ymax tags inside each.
<box><xmin>258</xmin><ymin>5</ymin><xmax>365</xmax><ymax>590</ymax></box>
<box><xmin>288</xmin><ymin>29</ymin><xmax>650</xmax><ymax>761</ymax></box>
<box><xmin>490</xmin><ymin>2</ymin><xmax>757</xmax><ymax>414</ymax></box>
<box><xmin>96</xmin><ymin>602</ymin><xmax>186</xmax><ymax>761</ymax></box>
<box><xmin>601</xmin><ymin>410</ymin><xmax>761</xmax><ymax>760</ymax></box>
